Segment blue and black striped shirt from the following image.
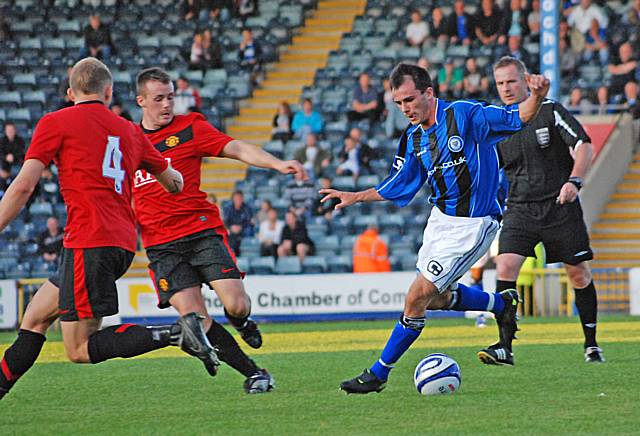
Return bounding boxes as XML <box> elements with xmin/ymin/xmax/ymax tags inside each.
<box><xmin>376</xmin><ymin>99</ymin><xmax>522</xmax><ymax>218</ymax></box>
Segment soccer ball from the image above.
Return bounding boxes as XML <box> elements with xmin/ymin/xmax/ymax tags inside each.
<box><xmin>414</xmin><ymin>353</ymin><xmax>461</xmax><ymax>395</ymax></box>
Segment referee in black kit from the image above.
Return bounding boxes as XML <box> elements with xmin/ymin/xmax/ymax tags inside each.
<box><xmin>477</xmin><ymin>57</ymin><xmax>604</xmax><ymax>365</ymax></box>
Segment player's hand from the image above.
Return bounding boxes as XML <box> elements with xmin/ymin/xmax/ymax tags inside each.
<box><xmin>556</xmin><ymin>182</ymin><xmax>579</xmax><ymax>204</ymax></box>
<box><xmin>525</xmin><ymin>73</ymin><xmax>550</xmax><ymax>98</ymax></box>
<box><xmin>319</xmin><ymin>188</ymin><xmax>357</xmax><ymax>210</ymax></box>
<box><xmin>276</xmin><ymin>160</ymin><xmax>308</xmax><ymax>179</ymax></box>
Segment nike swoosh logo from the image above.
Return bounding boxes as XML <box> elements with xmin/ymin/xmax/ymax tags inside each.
<box><xmin>222</xmin><ymin>267</ymin><xmax>235</xmax><ymax>273</ymax></box>
<box><xmin>574</xmin><ymin>251</ymin><xmax>589</xmax><ymax>256</ymax></box>
<box><xmin>59</xmin><ymin>309</ymin><xmax>70</xmax><ymax>314</ymax></box>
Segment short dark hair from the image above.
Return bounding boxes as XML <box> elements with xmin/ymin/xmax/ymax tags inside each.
<box><xmin>492</xmin><ymin>56</ymin><xmax>528</xmax><ymax>79</ymax></box>
<box><xmin>136</xmin><ymin>67</ymin><xmax>172</xmax><ymax>94</ymax></box>
<box><xmin>389</xmin><ymin>63</ymin><xmax>433</xmax><ymax>91</ymax></box>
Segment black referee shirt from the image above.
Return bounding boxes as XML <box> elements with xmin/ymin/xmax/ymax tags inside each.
<box><xmin>498</xmin><ymin>99</ymin><xmax>591</xmax><ymax>203</ymax></box>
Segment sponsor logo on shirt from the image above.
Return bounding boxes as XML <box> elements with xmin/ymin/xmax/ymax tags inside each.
<box><xmin>427</xmin><ymin>156</ymin><xmax>467</xmax><ymax>177</ymax></box>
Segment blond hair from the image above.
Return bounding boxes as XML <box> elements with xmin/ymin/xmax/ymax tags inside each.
<box><xmin>69</xmin><ymin>57</ymin><xmax>113</xmax><ymax>95</ymax></box>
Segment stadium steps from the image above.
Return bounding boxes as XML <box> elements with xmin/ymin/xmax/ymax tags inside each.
<box><xmin>590</xmin><ymin>153</ymin><xmax>640</xmax><ymax>269</ymax></box>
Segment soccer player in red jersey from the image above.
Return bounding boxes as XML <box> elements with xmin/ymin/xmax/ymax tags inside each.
<box><xmin>133</xmin><ymin>67</ymin><xmax>306</xmax><ymax>393</ymax></box>
<box><xmin>0</xmin><ymin>58</ymin><xmax>213</xmax><ymax>400</ymax></box>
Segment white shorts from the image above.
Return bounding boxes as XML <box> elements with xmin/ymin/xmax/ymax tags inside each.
<box><xmin>471</xmin><ymin>228</ymin><xmax>501</xmax><ymax>269</ymax></box>
<box><xmin>416</xmin><ymin>207</ymin><xmax>500</xmax><ymax>293</ymax></box>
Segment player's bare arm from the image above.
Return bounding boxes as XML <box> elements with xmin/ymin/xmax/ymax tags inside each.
<box><xmin>319</xmin><ymin>187</ymin><xmax>384</xmax><ymax>210</ymax></box>
<box><xmin>0</xmin><ymin>159</ymin><xmax>45</xmax><ymax>231</ymax></box>
<box><xmin>557</xmin><ymin>141</ymin><xmax>593</xmax><ymax>204</ymax></box>
<box><xmin>221</xmin><ymin>139</ymin><xmax>308</xmax><ymax>179</ymax></box>
<box><xmin>518</xmin><ymin>74</ymin><xmax>550</xmax><ymax>123</ymax></box>
<box><xmin>154</xmin><ymin>164</ymin><xmax>184</xmax><ymax>194</ymax></box>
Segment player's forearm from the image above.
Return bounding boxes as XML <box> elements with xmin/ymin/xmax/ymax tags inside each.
<box><xmin>354</xmin><ymin>188</ymin><xmax>385</xmax><ymax>203</ymax></box>
<box><xmin>518</xmin><ymin>92</ymin><xmax>545</xmax><ymax>124</ymax></box>
<box><xmin>0</xmin><ymin>160</ymin><xmax>43</xmax><ymax>231</ymax></box>
<box><xmin>155</xmin><ymin>165</ymin><xmax>184</xmax><ymax>194</ymax></box>
<box><xmin>222</xmin><ymin>139</ymin><xmax>281</xmax><ymax>170</ymax></box>
<box><xmin>571</xmin><ymin>142</ymin><xmax>593</xmax><ymax>179</ymax></box>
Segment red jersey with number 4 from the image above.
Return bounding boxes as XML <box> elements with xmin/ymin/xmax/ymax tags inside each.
<box><xmin>25</xmin><ymin>101</ymin><xmax>169</xmax><ymax>252</ymax></box>
<box><xmin>133</xmin><ymin>113</ymin><xmax>233</xmax><ymax>248</ymax></box>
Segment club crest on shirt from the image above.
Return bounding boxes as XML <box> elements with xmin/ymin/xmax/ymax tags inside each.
<box><xmin>447</xmin><ymin>135</ymin><xmax>464</xmax><ymax>153</ymax></box>
<box><xmin>165</xmin><ymin>135</ymin><xmax>180</xmax><ymax>147</ymax></box>
<box><xmin>535</xmin><ymin>127</ymin><xmax>550</xmax><ymax>147</ymax></box>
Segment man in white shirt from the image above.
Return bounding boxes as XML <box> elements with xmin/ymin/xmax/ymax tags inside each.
<box><xmin>406</xmin><ymin>10</ymin><xmax>429</xmax><ymax>47</ymax></box>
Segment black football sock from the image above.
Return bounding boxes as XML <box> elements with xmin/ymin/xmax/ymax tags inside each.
<box><xmin>496</xmin><ymin>280</ymin><xmax>517</xmax><ymax>292</ymax></box>
<box><xmin>88</xmin><ymin>324</ymin><xmax>177</xmax><ymax>364</ymax></box>
<box><xmin>0</xmin><ymin>329</ymin><xmax>46</xmax><ymax>395</ymax></box>
<box><xmin>207</xmin><ymin>321</ymin><xmax>259</xmax><ymax>377</ymax></box>
<box><xmin>224</xmin><ymin>308</ymin><xmax>250</xmax><ymax>330</ymax></box>
<box><xmin>574</xmin><ymin>281</ymin><xmax>598</xmax><ymax>348</ymax></box>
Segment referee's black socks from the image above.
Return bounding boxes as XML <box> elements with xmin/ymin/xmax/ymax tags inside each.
<box><xmin>88</xmin><ymin>324</ymin><xmax>175</xmax><ymax>364</ymax></box>
<box><xmin>496</xmin><ymin>280</ymin><xmax>517</xmax><ymax>293</ymax></box>
<box><xmin>0</xmin><ymin>329</ymin><xmax>46</xmax><ymax>396</ymax></box>
<box><xmin>206</xmin><ymin>321</ymin><xmax>259</xmax><ymax>377</ymax></box>
<box><xmin>574</xmin><ymin>281</ymin><xmax>599</xmax><ymax>348</ymax></box>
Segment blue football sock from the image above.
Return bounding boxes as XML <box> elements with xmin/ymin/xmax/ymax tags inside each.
<box><xmin>450</xmin><ymin>283</ymin><xmax>505</xmax><ymax>314</ymax></box>
<box><xmin>370</xmin><ymin>316</ymin><xmax>424</xmax><ymax>381</ymax></box>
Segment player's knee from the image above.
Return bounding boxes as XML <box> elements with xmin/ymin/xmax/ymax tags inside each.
<box><xmin>225</xmin><ymin>295</ymin><xmax>251</xmax><ymax>317</ymax></box>
<box><xmin>66</xmin><ymin>347</ymin><xmax>91</xmax><ymax>364</ymax></box>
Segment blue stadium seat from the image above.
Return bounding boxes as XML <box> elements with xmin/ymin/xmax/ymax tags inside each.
<box><xmin>29</xmin><ymin>202</ymin><xmax>53</xmax><ymax>217</ymax></box>
<box><xmin>275</xmin><ymin>256</ymin><xmax>302</xmax><ymax>274</ymax></box>
<box><xmin>302</xmin><ymin>256</ymin><xmax>327</xmax><ymax>274</ymax></box>
<box><xmin>353</xmin><ymin>215</ymin><xmax>378</xmax><ymax>234</ymax></box>
<box><xmin>240</xmin><ymin>237</ymin><xmax>261</xmax><ymax>258</ymax></box>
<box><xmin>379</xmin><ymin>214</ymin><xmax>405</xmax><ymax>235</ymax></box>
<box><xmin>0</xmin><ymin>92</ymin><xmax>22</xmax><ymax>109</ymax></box>
<box><xmin>327</xmin><ymin>255</ymin><xmax>352</xmax><ymax>273</ymax></box>
<box><xmin>236</xmin><ymin>257</ymin><xmax>250</xmax><ymax>273</ymax></box>
<box><xmin>250</xmin><ymin>257</ymin><xmax>275</xmax><ymax>275</ymax></box>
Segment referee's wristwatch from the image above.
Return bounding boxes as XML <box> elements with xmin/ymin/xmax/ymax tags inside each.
<box><xmin>568</xmin><ymin>176</ymin><xmax>583</xmax><ymax>191</ymax></box>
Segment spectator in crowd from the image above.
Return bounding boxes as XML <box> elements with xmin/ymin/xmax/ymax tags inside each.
<box><xmin>347</xmin><ymin>72</ymin><xmax>380</xmax><ymax>124</ymax></box>
<box><xmin>181</xmin><ymin>0</ymin><xmax>205</xmax><ymax>21</ymax></box>
<box><xmin>272</xmin><ymin>100</ymin><xmax>293</xmax><ymax>142</ymax></box>
<box><xmin>336</xmin><ymin>131</ymin><xmax>376</xmax><ymax>180</ymax></box>
<box><xmin>81</xmin><ymin>14</ymin><xmax>112</xmax><ymax>61</ymax></box>
<box><xmin>256</xmin><ymin>199</ymin><xmax>273</xmax><ymax>225</ymax></box>
<box><xmin>566</xmin><ymin>87</ymin><xmax>594</xmax><ymax>115</ymax></box>
<box><xmin>38</xmin><ymin>166</ymin><xmax>60</xmax><ymax>204</ymax></box>
<box><xmin>111</xmin><ymin>101</ymin><xmax>132</xmax><ymax>121</ymax></box>
<box><xmin>598</xmin><ymin>42</ymin><xmax>638</xmax><ymax>109</ymax></box>
<box><xmin>293</xmin><ymin>132</ymin><xmax>331</xmax><ymax>180</ymax></box>
<box><xmin>292</xmin><ymin>98</ymin><xmax>324</xmax><ymax>139</ymax></box>
<box><xmin>313</xmin><ymin>176</ymin><xmax>339</xmax><ymax>221</ymax></box>
<box><xmin>463</xmin><ymin>57</ymin><xmax>490</xmax><ymax>99</ymax></box>
<box><xmin>277</xmin><ymin>211</ymin><xmax>314</xmax><ymax>262</ymax></box>
<box><xmin>258</xmin><ymin>208</ymin><xmax>284</xmax><ymax>257</ymax></box>
<box><xmin>527</xmin><ymin>0</ymin><xmax>541</xmax><ymax>43</ymax></box>
<box><xmin>236</xmin><ymin>0</ymin><xmax>257</xmax><ymax>20</ymax></box>
<box><xmin>447</xmin><ymin>0</ymin><xmax>473</xmax><ymax>46</ymax></box>
<box><xmin>37</xmin><ymin>216</ymin><xmax>63</xmax><ymax>263</ymax></box>
<box><xmin>208</xmin><ymin>0</ymin><xmax>232</xmax><ymax>22</ymax></box>
<box><xmin>560</xmin><ymin>36</ymin><xmax>578</xmax><ymax>79</ymax></box>
<box><xmin>438</xmin><ymin>58</ymin><xmax>464</xmax><ymax>99</ymax></box>
<box><xmin>429</xmin><ymin>7</ymin><xmax>449</xmax><ymax>45</ymax></box>
<box><xmin>189</xmin><ymin>32</ymin><xmax>206</xmax><ymax>70</ymax></box>
<box><xmin>383</xmin><ymin>78</ymin><xmax>407</xmax><ymax>138</ymax></box>
<box><xmin>284</xmin><ymin>171</ymin><xmax>316</xmax><ymax>218</ymax></box>
<box><xmin>0</xmin><ymin>12</ymin><xmax>11</xmax><ymax>42</ymax></box>
<box><xmin>223</xmin><ymin>190</ymin><xmax>254</xmax><ymax>256</ymax></box>
<box><xmin>353</xmin><ymin>224</ymin><xmax>391</xmax><ymax>273</ymax></box>
<box><xmin>406</xmin><ymin>9</ymin><xmax>429</xmax><ymax>47</ymax></box>
<box><xmin>624</xmin><ymin>0</ymin><xmax>640</xmax><ymax>27</ymax></box>
<box><xmin>583</xmin><ymin>19</ymin><xmax>609</xmax><ymax>65</ymax></box>
<box><xmin>0</xmin><ymin>122</ymin><xmax>25</xmax><ymax>169</ymax></box>
<box><xmin>238</xmin><ymin>28</ymin><xmax>262</xmax><ymax>84</ymax></box>
<box><xmin>567</xmin><ymin>0</ymin><xmax>608</xmax><ymax>62</ymax></box>
<box><xmin>201</xmin><ymin>29</ymin><xmax>224</xmax><ymax>70</ymax></box>
<box><xmin>474</xmin><ymin>0</ymin><xmax>506</xmax><ymax>47</ymax></box>
<box><xmin>505</xmin><ymin>0</ymin><xmax>528</xmax><ymax>39</ymax></box>
<box><xmin>500</xmin><ymin>35</ymin><xmax>533</xmax><ymax>69</ymax></box>
<box><xmin>417</xmin><ymin>57</ymin><xmax>439</xmax><ymax>90</ymax></box>
<box><xmin>174</xmin><ymin>76</ymin><xmax>202</xmax><ymax>115</ymax></box>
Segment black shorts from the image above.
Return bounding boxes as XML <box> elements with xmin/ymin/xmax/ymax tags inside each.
<box><xmin>499</xmin><ymin>200</ymin><xmax>593</xmax><ymax>265</ymax></box>
<box><xmin>57</xmin><ymin>247</ymin><xmax>134</xmax><ymax>321</ymax></box>
<box><xmin>146</xmin><ymin>228</ymin><xmax>242</xmax><ymax>309</ymax></box>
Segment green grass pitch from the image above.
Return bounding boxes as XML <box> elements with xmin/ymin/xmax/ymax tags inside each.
<box><xmin>0</xmin><ymin>316</ymin><xmax>638</xmax><ymax>435</ymax></box>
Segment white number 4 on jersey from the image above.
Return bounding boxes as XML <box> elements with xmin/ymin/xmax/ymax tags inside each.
<box><xmin>102</xmin><ymin>136</ymin><xmax>125</xmax><ymax>194</ymax></box>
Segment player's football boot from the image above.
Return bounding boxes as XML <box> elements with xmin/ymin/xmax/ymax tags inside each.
<box><xmin>340</xmin><ymin>369</ymin><xmax>386</xmax><ymax>394</ymax></box>
<box><xmin>237</xmin><ymin>319</ymin><xmax>263</xmax><ymax>349</ymax></box>
<box><xmin>495</xmin><ymin>289</ymin><xmax>520</xmax><ymax>349</ymax></box>
<box><xmin>177</xmin><ymin>312</ymin><xmax>220</xmax><ymax>376</ymax></box>
<box><xmin>244</xmin><ymin>369</ymin><xmax>275</xmax><ymax>394</ymax></box>
<box><xmin>584</xmin><ymin>346</ymin><xmax>605</xmax><ymax>363</ymax></box>
<box><xmin>477</xmin><ymin>343</ymin><xmax>515</xmax><ymax>366</ymax></box>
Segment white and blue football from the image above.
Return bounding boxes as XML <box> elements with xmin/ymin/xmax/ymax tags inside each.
<box><xmin>414</xmin><ymin>353</ymin><xmax>461</xmax><ymax>395</ymax></box>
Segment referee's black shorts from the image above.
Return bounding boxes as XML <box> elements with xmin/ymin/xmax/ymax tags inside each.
<box><xmin>146</xmin><ymin>228</ymin><xmax>243</xmax><ymax>309</ymax></box>
<box><xmin>499</xmin><ymin>199</ymin><xmax>593</xmax><ymax>265</ymax></box>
